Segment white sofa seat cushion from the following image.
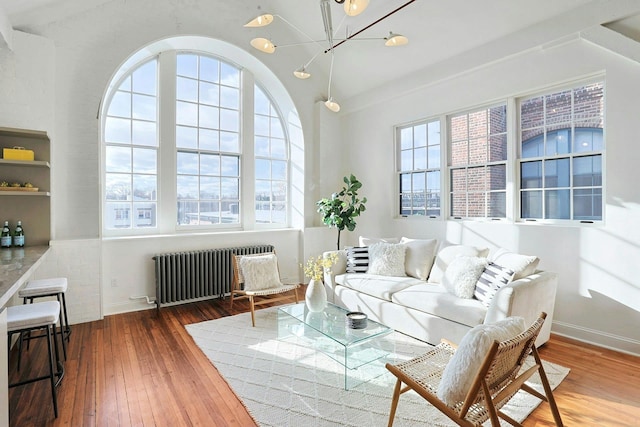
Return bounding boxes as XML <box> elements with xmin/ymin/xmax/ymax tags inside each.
<box><xmin>391</xmin><ymin>284</ymin><xmax>488</xmax><ymax>327</ymax></box>
<box><xmin>335</xmin><ymin>273</ymin><xmax>422</xmax><ymax>301</ymax></box>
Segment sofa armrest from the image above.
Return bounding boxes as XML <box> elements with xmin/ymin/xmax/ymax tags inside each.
<box><xmin>485</xmin><ymin>271</ymin><xmax>558</xmax><ymax>347</ymax></box>
<box><xmin>323</xmin><ymin>250</ymin><xmax>347</xmax><ymax>302</ymax></box>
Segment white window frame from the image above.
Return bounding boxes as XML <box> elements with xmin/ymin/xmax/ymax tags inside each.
<box><xmin>517</xmin><ymin>78</ymin><xmax>605</xmax><ymax>224</ymax></box>
<box><xmin>447</xmin><ymin>102</ymin><xmax>509</xmax><ymax>220</ymax></box>
<box><xmin>395</xmin><ymin>118</ymin><xmax>443</xmax><ymax>219</ymax></box>
<box><xmin>101</xmin><ymin>47</ymin><xmax>291</xmax><ymax>237</ymax></box>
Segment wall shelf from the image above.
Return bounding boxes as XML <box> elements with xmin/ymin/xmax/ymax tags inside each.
<box><xmin>0</xmin><ymin>127</ymin><xmax>51</xmax><ymax>246</ymax></box>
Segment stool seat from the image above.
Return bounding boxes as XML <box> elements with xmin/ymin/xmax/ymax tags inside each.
<box><xmin>7</xmin><ymin>301</ymin><xmax>60</xmax><ymax>331</ymax></box>
<box><xmin>19</xmin><ymin>277</ymin><xmax>68</xmax><ymax>297</ymax></box>
<box><xmin>7</xmin><ymin>300</ymin><xmax>64</xmax><ymax>418</ymax></box>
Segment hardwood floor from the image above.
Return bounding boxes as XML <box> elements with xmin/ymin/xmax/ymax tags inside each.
<box><xmin>8</xmin><ymin>296</ymin><xmax>640</xmax><ymax>426</ymax></box>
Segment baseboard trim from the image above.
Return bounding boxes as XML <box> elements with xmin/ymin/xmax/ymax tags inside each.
<box><xmin>552</xmin><ymin>320</ymin><xmax>640</xmax><ymax>357</ymax></box>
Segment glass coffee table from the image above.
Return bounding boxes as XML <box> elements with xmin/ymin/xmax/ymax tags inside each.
<box><xmin>277</xmin><ymin>302</ymin><xmax>394</xmax><ymax>390</ymax></box>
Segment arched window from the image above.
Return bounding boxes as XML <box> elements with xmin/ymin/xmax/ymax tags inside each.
<box><xmin>101</xmin><ymin>37</ymin><xmax>294</xmax><ymax>235</ymax></box>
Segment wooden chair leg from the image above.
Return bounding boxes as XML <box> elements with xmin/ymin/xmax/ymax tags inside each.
<box><xmin>294</xmin><ymin>288</ymin><xmax>299</xmax><ymax>304</ymax></box>
<box><xmin>229</xmin><ymin>291</ymin><xmax>235</xmax><ymax>310</ymax></box>
<box><xmin>532</xmin><ymin>348</ymin><xmax>564</xmax><ymax>426</ymax></box>
<box><xmin>387</xmin><ymin>378</ymin><xmax>402</xmax><ymax>427</ymax></box>
<box><xmin>249</xmin><ymin>296</ymin><xmax>256</xmax><ymax>327</ymax></box>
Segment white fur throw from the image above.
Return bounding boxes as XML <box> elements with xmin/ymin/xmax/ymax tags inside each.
<box><xmin>367</xmin><ymin>242</ymin><xmax>406</xmax><ymax>277</ymax></box>
<box><xmin>437</xmin><ymin>316</ymin><xmax>527</xmax><ymax>405</ymax></box>
<box><xmin>442</xmin><ymin>256</ymin><xmax>488</xmax><ymax>299</ymax></box>
<box><xmin>239</xmin><ymin>253</ymin><xmax>282</xmax><ymax>291</ymax></box>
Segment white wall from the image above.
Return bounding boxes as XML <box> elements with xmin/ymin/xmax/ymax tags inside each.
<box><xmin>341</xmin><ymin>38</ymin><xmax>640</xmax><ymax>355</ymax></box>
<box><xmin>0</xmin><ymin>0</ymin><xmax>345</xmax><ymax>323</ymax></box>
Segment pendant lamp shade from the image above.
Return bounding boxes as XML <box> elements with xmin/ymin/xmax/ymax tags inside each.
<box><xmin>344</xmin><ymin>0</ymin><xmax>370</xmax><ymax>16</ymax></box>
<box><xmin>244</xmin><ymin>13</ymin><xmax>274</xmax><ymax>27</ymax></box>
<box><xmin>325</xmin><ymin>98</ymin><xmax>341</xmax><ymax>112</ymax></box>
<box><xmin>250</xmin><ymin>38</ymin><xmax>276</xmax><ymax>53</ymax></box>
<box><xmin>294</xmin><ymin>67</ymin><xmax>312</xmax><ymax>79</ymax></box>
<box><xmin>384</xmin><ymin>32</ymin><xmax>409</xmax><ymax>47</ymax></box>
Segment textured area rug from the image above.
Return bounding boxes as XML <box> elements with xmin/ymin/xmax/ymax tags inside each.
<box><xmin>185</xmin><ymin>306</ymin><xmax>569</xmax><ymax>427</ymax></box>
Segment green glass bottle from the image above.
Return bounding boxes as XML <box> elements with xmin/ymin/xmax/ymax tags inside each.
<box><xmin>13</xmin><ymin>220</ymin><xmax>24</xmax><ymax>247</ymax></box>
<box><xmin>1</xmin><ymin>221</ymin><xmax>11</xmax><ymax>248</ymax></box>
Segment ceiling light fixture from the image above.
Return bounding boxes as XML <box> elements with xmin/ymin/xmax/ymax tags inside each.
<box><xmin>245</xmin><ymin>0</ymin><xmax>416</xmax><ymax>112</ymax></box>
<box><xmin>384</xmin><ymin>32</ymin><xmax>409</xmax><ymax>47</ymax></box>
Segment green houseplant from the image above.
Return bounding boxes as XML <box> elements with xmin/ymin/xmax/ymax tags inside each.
<box><xmin>316</xmin><ymin>174</ymin><xmax>367</xmax><ymax>250</ymax></box>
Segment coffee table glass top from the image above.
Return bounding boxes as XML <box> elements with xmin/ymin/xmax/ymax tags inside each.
<box><xmin>277</xmin><ymin>302</ymin><xmax>392</xmax><ymax>346</ymax></box>
<box><xmin>277</xmin><ymin>303</ymin><xmax>394</xmax><ymax>389</ymax></box>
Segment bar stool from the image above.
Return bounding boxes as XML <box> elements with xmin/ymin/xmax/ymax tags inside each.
<box><xmin>7</xmin><ymin>300</ymin><xmax>65</xmax><ymax>418</ymax></box>
<box><xmin>19</xmin><ymin>277</ymin><xmax>70</xmax><ymax>360</ymax></box>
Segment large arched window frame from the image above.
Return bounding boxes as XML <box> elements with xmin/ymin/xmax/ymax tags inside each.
<box><xmin>100</xmin><ymin>37</ymin><xmax>299</xmax><ymax>236</ymax></box>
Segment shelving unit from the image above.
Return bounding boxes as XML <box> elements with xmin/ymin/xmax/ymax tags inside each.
<box><xmin>0</xmin><ymin>127</ymin><xmax>51</xmax><ymax>246</ymax></box>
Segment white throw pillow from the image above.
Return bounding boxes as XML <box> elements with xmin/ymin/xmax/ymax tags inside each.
<box><xmin>428</xmin><ymin>245</ymin><xmax>489</xmax><ymax>283</ymax></box>
<box><xmin>400</xmin><ymin>237</ymin><xmax>438</xmax><ymax>280</ymax></box>
<box><xmin>367</xmin><ymin>242</ymin><xmax>406</xmax><ymax>277</ymax></box>
<box><xmin>239</xmin><ymin>253</ymin><xmax>282</xmax><ymax>291</ymax></box>
<box><xmin>441</xmin><ymin>256</ymin><xmax>488</xmax><ymax>299</ymax></box>
<box><xmin>437</xmin><ymin>316</ymin><xmax>527</xmax><ymax>405</ymax></box>
<box><xmin>358</xmin><ymin>236</ymin><xmax>400</xmax><ymax>247</ymax></box>
<box><xmin>491</xmin><ymin>248</ymin><xmax>540</xmax><ymax>280</ymax></box>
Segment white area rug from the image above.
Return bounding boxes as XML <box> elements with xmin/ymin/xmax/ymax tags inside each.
<box><xmin>185</xmin><ymin>306</ymin><xmax>569</xmax><ymax>427</ymax></box>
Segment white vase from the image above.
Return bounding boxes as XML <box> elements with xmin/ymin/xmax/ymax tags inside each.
<box><xmin>305</xmin><ymin>279</ymin><xmax>327</xmax><ymax>312</ymax></box>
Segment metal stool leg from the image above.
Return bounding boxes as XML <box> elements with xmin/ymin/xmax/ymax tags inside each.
<box><xmin>61</xmin><ymin>293</ymin><xmax>71</xmax><ymax>341</ymax></box>
<box><xmin>55</xmin><ymin>294</ymin><xmax>67</xmax><ymax>360</ymax></box>
<box><xmin>45</xmin><ymin>325</ymin><xmax>59</xmax><ymax>418</ymax></box>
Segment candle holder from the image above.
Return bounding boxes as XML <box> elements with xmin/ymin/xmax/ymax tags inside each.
<box><xmin>345</xmin><ymin>311</ymin><xmax>368</xmax><ymax>329</ymax></box>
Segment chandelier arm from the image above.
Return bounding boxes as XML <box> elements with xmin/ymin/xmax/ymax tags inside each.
<box><xmin>327</xmin><ymin>50</ymin><xmax>335</xmax><ymax>99</ymax></box>
<box><xmin>325</xmin><ymin>0</ymin><xmax>416</xmax><ymax>53</ymax></box>
<box><xmin>275</xmin><ymin>14</ymin><xmax>326</xmax><ymax>50</ymax></box>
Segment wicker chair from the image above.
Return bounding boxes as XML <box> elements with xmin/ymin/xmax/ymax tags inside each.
<box><xmin>385</xmin><ymin>313</ymin><xmax>563</xmax><ymax>427</ymax></box>
<box><xmin>229</xmin><ymin>252</ymin><xmax>299</xmax><ymax>327</ymax></box>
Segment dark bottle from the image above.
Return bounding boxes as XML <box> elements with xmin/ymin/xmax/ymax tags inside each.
<box><xmin>13</xmin><ymin>220</ymin><xmax>24</xmax><ymax>247</ymax></box>
<box><xmin>1</xmin><ymin>221</ymin><xmax>11</xmax><ymax>248</ymax></box>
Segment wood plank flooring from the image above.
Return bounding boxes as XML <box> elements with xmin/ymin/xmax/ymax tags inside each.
<box><xmin>8</xmin><ymin>296</ymin><xmax>640</xmax><ymax>426</ymax></box>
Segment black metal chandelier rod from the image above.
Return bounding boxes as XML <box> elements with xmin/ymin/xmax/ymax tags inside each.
<box><xmin>325</xmin><ymin>0</ymin><xmax>416</xmax><ymax>53</ymax></box>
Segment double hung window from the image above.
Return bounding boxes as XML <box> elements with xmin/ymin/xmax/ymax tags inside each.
<box><xmin>397</xmin><ymin>120</ymin><xmax>441</xmax><ymax>217</ymax></box>
<box><xmin>448</xmin><ymin>104</ymin><xmax>508</xmax><ymax>219</ymax></box>
<box><xmin>519</xmin><ymin>82</ymin><xmax>604</xmax><ymax>221</ymax></box>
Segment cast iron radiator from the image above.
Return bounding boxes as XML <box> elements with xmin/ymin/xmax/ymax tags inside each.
<box><xmin>152</xmin><ymin>244</ymin><xmax>275</xmax><ymax>308</ymax></box>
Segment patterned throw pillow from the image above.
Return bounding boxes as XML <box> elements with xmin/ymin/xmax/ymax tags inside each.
<box><xmin>474</xmin><ymin>262</ymin><xmax>516</xmax><ymax>307</ymax></box>
<box><xmin>346</xmin><ymin>246</ymin><xmax>369</xmax><ymax>273</ymax></box>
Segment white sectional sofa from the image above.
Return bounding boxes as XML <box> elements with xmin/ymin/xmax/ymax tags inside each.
<box><xmin>323</xmin><ymin>238</ymin><xmax>558</xmax><ymax>347</ymax></box>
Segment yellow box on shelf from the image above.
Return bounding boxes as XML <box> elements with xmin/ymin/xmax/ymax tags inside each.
<box><xmin>3</xmin><ymin>146</ymin><xmax>35</xmax><ymax>161</ymax></box>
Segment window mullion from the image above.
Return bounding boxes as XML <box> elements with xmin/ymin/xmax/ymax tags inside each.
<box><xmin>158</xmin><ymin>51</ymin><xmax>178</xmax><ymax>233</ymax></box>
<box><xmin>241</xmin><ymin>70</ymin><xmax>255</xmax><ymax>228</ymax></box>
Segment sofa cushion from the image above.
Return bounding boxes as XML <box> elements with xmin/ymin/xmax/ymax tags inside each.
<box><xmin>345</xmin><ymin>246</ymin><xmax>369</xmax><ymax>273</ymax></box>
<box><xmin>474</xmin><ymin>262</ymin><xmax>515</xmax><ymax>307</ymax></box>
<box><xmin>490</xmin><ymin>248</ymin><xmax>540</xmax><ymax>280</ymax></box>
<box><xmin>437</xmin><ymin>316</ymin><xmax>526</xmax><ymax>405</ymax></box>
<box><xmin>441</xmin><ymin>256</ymin><xmax>488</xmax><ymax>299</ymax></box>
<box><xmin>359</xmin><ymin>236</ymin><xmax>400</xmax><ymax>246</ymax></box>
<box><xmin>335</xmin><ymin>273</ymin><xmax>421</xmax><ymax>301</ymax></box>
<box><xmin>391</xmin><ymin>284</ymin><xmax>488</xmax><ymax>327</ymax></box>
<box><xmin>428</xmin><ymin>245</ymin><xmax>490</xmax><ymax>283</ymax></box>
<box><xmin>400</xmin><ymin>237</ymin><xmax>438</xmax><ymax>280</ymax></box>
<box><xmin>368</xmin><ymin>242</ymin><xmax>407</xmax><ymax>276</ymax></box>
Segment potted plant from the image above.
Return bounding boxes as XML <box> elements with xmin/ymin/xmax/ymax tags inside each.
<box><xmin>316</xmin><ymin>174</ymin><xmax>367</xmax><ymax>250</ymax></box>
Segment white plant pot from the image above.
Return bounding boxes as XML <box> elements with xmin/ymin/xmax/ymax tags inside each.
<box><xmin>305</xmin><ymin>279</ymin><xmax>327</xmax><ymax>312</ymax></box>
